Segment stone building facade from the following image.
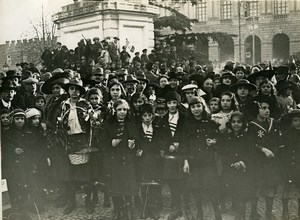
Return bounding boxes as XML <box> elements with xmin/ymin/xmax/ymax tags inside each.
<box><xmin>154</xmin><ymin>0</ymin><xmax>300</xmax><ymax>65</ymax></box>
<box><xmin>52</xmin><ymin>0</ymin><xmax>159</xmax><ymax>53</ymax></box>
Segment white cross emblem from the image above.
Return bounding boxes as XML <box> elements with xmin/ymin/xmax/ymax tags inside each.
<box><xmin>258</xmin><ymin>130</ymin><xmax>264</xmax><ymax>138</ymax></box>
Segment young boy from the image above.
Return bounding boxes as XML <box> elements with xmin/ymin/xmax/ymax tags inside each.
<box><xmin>0</xmin><ymin>109</ymin><xmax>11</xmax><ymax>131</ymax></box>
<box><xmin>280</xmin><ymin>109</ymin><xmax>300</xmax><ymax>220</ymax></box>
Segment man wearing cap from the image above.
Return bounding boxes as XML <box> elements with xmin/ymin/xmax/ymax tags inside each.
<box><xmin>108</xmin><ymin>37</ymin><xmax>120</xmax><ymax>66</ymax></box>
<box><xmin>21</xmin><ymin>77</ymin><xmax>39</xmax><ymax>109</ymax></box>
<box><xmin>92</xmin><ymin>37</ymin><xmax>103</xmax><ymax>61</ymax></box>
<box><xmin>0</xmin><ymin>80</ymin><xmax>19</xmax><ymax>111</ymax></box>
<box><xmin>91</xmin><ymin>67</ymin><xmax>109</xmax><ymax>103</ymax></box>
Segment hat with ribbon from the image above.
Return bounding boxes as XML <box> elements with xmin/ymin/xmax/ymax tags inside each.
<box><xmin>63</xmin><ymin>77</ymin><xmax>86</xmax><ymax>96</ymax></box>
<box><xmin>41</xmin><ymin>72</ymin><xmax>72</xmax><ymax>94</ymax></box>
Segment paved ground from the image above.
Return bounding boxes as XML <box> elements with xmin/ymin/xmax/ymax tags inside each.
<box><xmin>3</xmin><ymin>186</ymin><xmax>299</xmax><ymax>220</ymax></box>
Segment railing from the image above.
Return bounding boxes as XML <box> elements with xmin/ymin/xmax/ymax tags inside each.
<box><xmin>52</xmin><ymin>1</ymin><xmax>159</xmax><ymax>21</ymax></box>
<box><xmin>274</xmin><ymin>14</ymin><xmax>288</xmax><ymax>19</ymax></box>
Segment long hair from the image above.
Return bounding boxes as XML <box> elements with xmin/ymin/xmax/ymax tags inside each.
<box><xmin>108</xmin><ymin>82</ymin><xmax>126</xmax><ymax>100</ymax></box>
<box><xmin>226</xmin><ymin>111</ymin><xmax>248</xmax><ymax>132</ymax></box>
<box><xmin>220</xmin><ymin>91</ymin><xmax>239</xmax><ymax>112</ymax></box>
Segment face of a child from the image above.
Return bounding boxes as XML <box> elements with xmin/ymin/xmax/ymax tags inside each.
<box><xmin>235</xmin><ymin>71</ymin><xmax>245</xmax><ymax>80</ymax></box>
<box><xmin>222</xmin><ymin>77</ymin><xmax>232</xmax><ymax>85</ymax></box>
<box><xmin>190</xmin><ymin>103</ymin><xmax>203</xmax><ymax>118</ymax></box>
<box><xmin>209</xmin><ymin>101</ymin><xmax>219</xmax><ymax>113</ymax></box>
<box><xmin>231</xmin><ymin>116</ymin><xmax>243</xmax><ymax>133</ymax></box>
<box><xmin>1</xmin><ymin>113</ymin><xmax>10</xmax><ymax>126</ymax></box>
<box><xmin>169</xmin><ymin>78</ymin><xmax>179</xmax><ymax>89</ymax></box>
<box><xmin>133</xmin><ymin>97</ymin><xmax>144</xmax><ymax>110</ymax></box>
<box><xmin>221</xmin><ymin>95</ymin><xmax>232</xmax><ymax>111</ymax></box>
<box><xmin>142</xmin><ymin>112</ymin><xmax>153</xmax><ymax>125</ymax></box>
<box><xmin>159</xmin><ymin>77</ymin><xmax>168</xmax><ymax>88</ymax></box>
<box><xmin>291</xmin><ymin>116</ymin><xmax>300</xmax><ymax>130</ymax></box>
<box><xmin>31</xmin><ymin>115</ymin><xmax>40</xmax><ymax>127</ymax></box>
<box><xmin>258</xmin><ymin>102</ymin><xmax>270</xmax><ymax>119</ymax></box>
<box><xmin>14</xmin><ymin>116</ymin><xmax>25</xmax><ymax>128</ymax></box>
<box><xmin>260</xmin><ymin>83</ymin><xmax>272</xmax><ymax>96</ymax></box>
<box><xmin>203</xmin><ymin>79</ymin><xmax>213</xmax><ymax>92</ymax></box>
<box><xmin>68</xmin><ymin>86</ymin><xmax>81</xmax><ymax>98</ymax></box>
<box><xmin>237</xmin><ymin>86</ymin><xmax>249</xmax><ymax>98</ymax></box>
<box><xmin>52</xmin><ymin>84</ymin><xmax>63</xmax><ymax>97</ymax></box>
<box><xmin>167</xmin><ymin>100</ymin><xmax>178</xmax><ymax>114</ymax></box>
<box><xmin>116</xmin><ymin>104</ymin><xmax>128</xmax><ymax>121</ymax></box>
<box><xmin>185</xmin><ymin>90</ymin><xmax>195</xmax><ymax>102</ymax></box>
<box><xmin>89</xmin><ymin>94</ymin><xmax>101</xmax><ymax>107</ymax></box>
<box><xmin>35</xmin><ymin>99</ymin><xmax>45</xmax><ymax>108</ymax></box>
<box><xmin>110</xmin><ymin>85</ymin><xmax>121</xmax><ymax>100</ymax></box>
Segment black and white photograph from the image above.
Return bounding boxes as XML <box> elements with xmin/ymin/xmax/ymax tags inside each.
<box><xmin>0</xmin><ymin>0</ymin><xmax>300</xmax><ymax>219</ymax></box>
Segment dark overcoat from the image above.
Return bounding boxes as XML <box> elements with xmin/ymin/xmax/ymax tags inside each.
<box><xmin>102</xmin><ymin>117</ymin><xmax>140</xmax><ymax>196</ymax></box>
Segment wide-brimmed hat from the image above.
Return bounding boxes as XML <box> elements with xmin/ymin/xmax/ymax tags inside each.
<box><xmin>22</xmin><ymin>77</ymin><xmax>39</xmax><ymax>84</ymax></box>
<box><xmin>51</xmin><ymin>68</ymin><xmax>64</xmax><ymax>76</ymax></box>
<box><xmin>137</xmin><ymin>73</ymin><xmax>149</xmax><ymax>84</ymax></box>
<box><xmin>64</xmin><ymin>77</ymin><xmax>86</xmax><ymax>96</ymax></box>
<box><xmin>274</xmin><ymin>66</ymin><xmax>289</xmax><ymax>76</ymax></box>
<box><xmin>2</xmin><ymin>70</ymin><xmax>22</xmax><ymax>80</ymax></box>
<box><xmin>220</xmin><ymin>71</ymin><xmax>238</xmax><ymax>84</ymax></box>
<box><xmin>280</xmin><ymin>109</ymin><xmax>300</xmax><ymax>127</ymax></box>
<box><xmin>93</xmin><ymin>67</ymin><xmax>103</xmax><ymax>75</ymax></box>
<box><xmin>0</xmin><ymin>79</ymin><xmax>17</xmax><ymax>92</ymax></box>
<box><xmin>168</xmin><ymin>71</ymin><xmax>182</xmax><ymax>80</ymax></box>
<box><xmin>247</xmin><ymin>70</ymin><xmax>275</xmax><ymax>83</ymax></box>
<box><xmin>41</xmin><ymin>72</ymin><xmax>72</xmax><ymax>94</ymax></box>
<box><xmin>230</xmin><ymin>79</ymin><xmax>257</xmax><ymax>92</ymax></box>
<box><xmin>145</xmin><ymin>83</ymin><xmax>159</xmax><ymax>91</ymax></box>
<box><xmin>276</xmin><ymin>80</ymin><xmax>299</xmax><ymax>93</ymax></box>
<box><xmin>123</xmin><ymin>75</ymin><xmax>139</xmax><ymax>84</ymax></box>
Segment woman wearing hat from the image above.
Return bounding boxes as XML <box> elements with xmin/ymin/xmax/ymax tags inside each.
<box><xmin>230</xmin><ymin>79</ymin><xmax>257</xmax><ymax>118</ymax></box>
<box><xmin>279</xmin><ymin>109</ymin><xmax>300</xmax><ymax>220</ymax></box>
<box><xmin>213</xmin><ymin>71</ymin><xmax>237</xmax><ymax>98</ymax></box>
<box><xmin>276</xmin><ymin>80</ymin><xmax>298</xmax><ymax>115</ymax></box>
<box><xmin>57</xmin><ymin>77</ymin><xmax>94</xmax><ymax>215</ymax></box>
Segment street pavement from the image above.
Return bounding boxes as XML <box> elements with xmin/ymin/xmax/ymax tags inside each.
<box><xmin>4</xmin><ymin>186</ymin><xmax>299</xmax><ymax>220</ymax></box>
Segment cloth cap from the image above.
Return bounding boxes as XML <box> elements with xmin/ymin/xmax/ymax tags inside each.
<box><xmin>25</xmin><ymin>108</ymin><xmax>41</xmax><ymax>119</ymax></box>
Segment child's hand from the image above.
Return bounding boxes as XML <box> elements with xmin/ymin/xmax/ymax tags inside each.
<box><xmin>15</xmin><ymin>148</ymin><xmax>24</xmax><ymax>155</ymax></box>
<box><xmin>112</xmin><ymin>139</ymin><xmax>122</xmax><ymax>147</ymax></box>
<box><xmin>128</xmin><ymin>139</ymin><xmax>135</xmax><ymax>149</ymax></box>
<box><xmin>136</xmin><ymin>149</ymin><xmax>143</xmax><ymax>157</ymax></box>
<box><xmin>206</xmin><ymin>138</ymin><xmax>217</xmax><ymax>146</ymax></box>
<box><xmin>262</xmin><ymin>148</ymin><xmax>275</xmax><ymax>158</ymax></box>
<box><xmin>169</xmin><ymin>144</ymin><xmax>176</xmax><ymax>152</ymax></box>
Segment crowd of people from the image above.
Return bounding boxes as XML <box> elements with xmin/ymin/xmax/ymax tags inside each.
<box><xmin>1</xmin><ymin>36</ymin><xmax>300</xmax><ymax>220</ymax></box>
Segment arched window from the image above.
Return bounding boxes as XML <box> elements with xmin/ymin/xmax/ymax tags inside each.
<box><xmin>273</xmin><ymin>33</ymin><xmax>290</xmax><ymax>62</ymax></box>
<box><xmin>245</xmin><ymin>35</ymin><xmax>261</xmax><ymax>65</ymax></box>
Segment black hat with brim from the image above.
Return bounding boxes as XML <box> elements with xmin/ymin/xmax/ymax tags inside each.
<box><xmin>41</xmin><ymin>72</ymin><xmax>72</xmax><ymax>94</ymax></box>
<box><xmin>247</xmin><ymin>70</ymin><xmax>275</xmax><ymax>83</ymax></box>
<box><xmin>276</xmin><ymin>80</ymin><xmax>299</xmax><ymax>93</ymax></box>
<box><xmin>2</xmin><ymin>70</ymin><xmax>22</xmax><ymax>80</ymax></box>
<box><xmin>63</xmin><ymin>78</ymin><xmax>86</xmax><ymax>96</ymax></box>
<box><xmin>220</xmin><ymin>71</ymin><xmax>238</xmax><ymax>84</ymax></box>
<box><xmin>0</xmin><ymin>80</ymin><xmax>17</xmax><ymax>92</ymax></box>
<box><xmin>230</xmin><ymin>79</ymin><xmax>257</xmax><ymax>92</ymax></box>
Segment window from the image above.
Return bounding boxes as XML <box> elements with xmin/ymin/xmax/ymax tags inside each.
<box><xmin>196</xmin><ymin>0</ymin><xmax>207</xmax><ymax>22</ymax></box>
<box><xmin>274</xmin><ymin>1</ymin><xmax>288</xmax><ymax>15</ymax></box>
<box><xmin>244</xmin><ymin>0</ymin><xmax>259</xmax><ymax>18</ymax></box>
<box><xmin>220</xmin><ymin>1</ymin><xmax>232</xmax><ymax>19</ymax></box>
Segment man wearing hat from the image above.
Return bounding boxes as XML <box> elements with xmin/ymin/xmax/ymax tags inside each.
<box><xmin>168</xmin><ymin>71</ymin><xmax>182</xmax><ymax>93</ymax></box>
<box><xmin>91</xmin><ymin>67</ymin><xmax>109</xmax><ymax>103</ymax></box>
<box><xmin>136</xmin><ymin>72</ymin><xmax>149</xmax><ymax>93</ymax></box>
<box><xmin>247</xmin><ymin>69</ymin><xmax>275</xmax><ymax>88</ymax></box>
<box><xmin>123</xmin><ymin>75</ymin><xmax>139</xmax><ymax>101</ymax></box>
<box><xmin>21</xmin><ymin>77</ymin><xmax>39</xmax><ymax>109</ymax></box>
<box><xmin>2</xmin><ymin>70</ymin><xmax>22</xmax><ymax>87</ymax></box>
<box><xmin>108</xmin><ymin>37</ymin><xmax>120</xmax><ymax>66</ymax></box>
<box><xmin>0</xmin><ymin>80</ymin><xmax>18</xmax><ymax>111</ymax></box>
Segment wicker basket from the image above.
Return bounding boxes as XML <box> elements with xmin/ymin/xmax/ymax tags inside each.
<box><xmin>68</xmin><ymin>153</ymin><xmax>90</xmax><ymax>165</ymax></box>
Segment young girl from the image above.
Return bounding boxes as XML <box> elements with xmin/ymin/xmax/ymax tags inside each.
<box><xmin>137</xmin><ymin>103</ymin><xmax>161</xmax><ymax>219</ymax></box>
<box><xmin>248</xmin><ymin>96</ymin><xmax>281</xmax><ymax>220</ymax></box>
<box><xmin>130</xmin><ymin>92</ymin><xmax>148</xmax><ymax>123</ymax></box>
<box><xmin>102</xmin><ymin>99</ymin><xmax>141</xmax><ymax>220</ymax></box>
<box><xmin>157</xmin><ymin>91</ymin><xmax>188</xmax><ymax>220</ymax></box>
<box><xmin>279</xmin><ymin>109</ymin><xmax>300</xmax><ymax>220</ymax></box>
<box><xmin>182</xmin><ymin>97</ymin><xmax>222</xmax><ymax>220</ymax></box>
<box><xmin>222</xmin><ymin>112</ymin><xmax>254</xmax><ymax>220</ymax></box>
<box><xmin>2</xmin><ymin>109</ymin><xmax>29</xmax><ymax>209</ymax></box>
<box><xmin>58</xmin><ymin>77</ymin><xmax>93</xmax><ymax>215</ymax></box>
<box><xmin>86</xmin><ymin>88</ymin><xmax>109</xmax><ymax>207</ymax></box>
<box><xmin>24</xmin><ymin>108</ymin><xmax>50</xmax><ymax>211</ymax></box>
<box><xmin>211</xmin><ymin>91</ymin><xmax>239</xmax><ymax>133</ymax></box>
<box><xmin>107</xmin><ymin>82</ymin><xmax>126</xmax><ymax>114</ymax></box>
<box><xmin>209</xmin><ymin>97</ymin><xmax>220</xmax><ymax>114</ymax></box>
